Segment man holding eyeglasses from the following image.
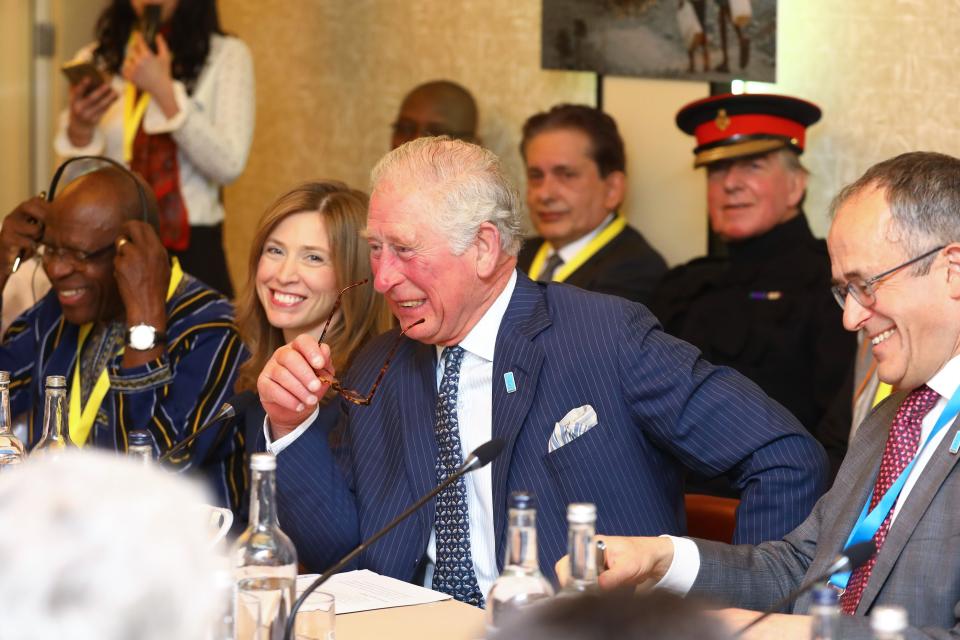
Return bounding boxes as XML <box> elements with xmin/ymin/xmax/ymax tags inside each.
<box><xmin>257</xmin><ymin>136</ymin><xmax>827</xmax><ymax>604</ymax></box>
<box><xmin>0</xmin><ymin>165</ymin><xmax>247</xmax><ymax>510</ymax></box>
<box><xmin>559</xmin><ymin>151</ymin><xmax>960</xmax><ymax>639</ymax></box>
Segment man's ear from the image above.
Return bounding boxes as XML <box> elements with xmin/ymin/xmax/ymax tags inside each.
<box><xmin>602</xmin><ymin>170</ymin><xmax>627</xmax><ymax>212</ymax></box>
<box><xmin>945</xmin><ymin>244</ymin><xmax>960</xmax><ymax>299</ymax></box>
<box><xmin>785</xmin><ymin>168</ymin><xmax>808</xmax><ymax>210</ymax></box>
<box><xmin>474</xmin><ymin>221</ymin><xmax>502</xmax><ymax>278</ymax></box>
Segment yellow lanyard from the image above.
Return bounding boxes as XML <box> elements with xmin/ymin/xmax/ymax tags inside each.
<box><xmin>68</xmin><ymin>259</ymin><xmax>184</xmax><ymax>446</ymax></box>
<box><xmin>527</xmin><ymin>214</ymin><xmax>627</xmax><ymax>283</ymax></box>
<box><xmin>123</xmin><ymin>83</ymin><xmax>151</xmax><ymax>163</ymax></box>
<box><xmin>873</xmin><ymin>381</ymin><xmax>893</xmax><ymax>408</ymax></box>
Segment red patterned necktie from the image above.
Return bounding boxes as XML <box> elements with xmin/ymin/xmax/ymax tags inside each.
<box><xmin>839</xmin><ymin>384</ymin><xmax>940</xmax><ymax>614</ymax></box>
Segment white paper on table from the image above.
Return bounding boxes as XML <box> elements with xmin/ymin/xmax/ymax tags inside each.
<box><xmin>296</xmin><ymin>569</ymin><xmax>452</xmax><ymax>614</ymax></box>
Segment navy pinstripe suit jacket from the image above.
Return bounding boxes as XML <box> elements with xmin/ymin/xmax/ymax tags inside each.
<box><xmin>274</xmin><ymin>272</ymin><xmax>828</xmax><ymax>584</ymax></box>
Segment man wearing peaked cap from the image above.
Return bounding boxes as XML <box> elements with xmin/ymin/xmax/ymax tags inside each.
<box><xmin>651</xmin><ymin>93</ymin><xmax>856</xmax><ymax>479</ymax></box>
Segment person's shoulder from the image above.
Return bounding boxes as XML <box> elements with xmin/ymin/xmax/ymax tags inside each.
<box><xmin>608</xmin><ymin>224</ymin><xmax>667</xmax><ymax>265</ymax></box>
<box><xmin>167</xmin><ymin>273</ymin><xmax>236</xmax><ymax>323</ymax></box>
<box><xmin>209</xmin><ymin>33</ymin><xmax>252</xmax><ymax>61</ymax></box>
<box><xmin>541</xmin><ymin>279</ymin><xmax>645</xmax><ymax>322</ymax></box>
<box><xmin>660</xmin><ymin>254</ymin><xmax>725</xmax><ymax>284</ymax></box>
<box><xmin>517</xmin><ymin>237</ymin><xmax>545</xmax><ymax>270</ymax></box>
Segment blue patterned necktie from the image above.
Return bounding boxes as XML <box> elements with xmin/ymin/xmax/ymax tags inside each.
<box><xmin>431</xmin><ymin>345</ymin><xmax>485</xmax><ymax>607</ymax></box>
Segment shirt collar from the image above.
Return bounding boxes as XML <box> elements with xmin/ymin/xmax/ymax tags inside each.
<box><xmin>551</xmin><ymin>212</ymin><xmax>616</xmax><ymax>263</ymax></box>
<box><xmin>435</xmin><ymin>270</ymin><xmax>517</xmax><ymax>364</ymax></box>
<box><xmin>926</xmin><ymin>354</ymin><xmax>960</xmax><ymax>399</ymax></box>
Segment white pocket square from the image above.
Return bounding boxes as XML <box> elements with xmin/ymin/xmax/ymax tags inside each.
<box><xmin>548</xmin><ymin>404</ymin><xmax>598</xmax><ymax>453</ymax></box>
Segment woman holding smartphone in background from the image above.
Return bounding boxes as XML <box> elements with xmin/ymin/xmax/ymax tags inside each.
<box><xmin>54</xmin><ymin>0</ymin><xmax>254</xmax><ymax>297</ymax></box>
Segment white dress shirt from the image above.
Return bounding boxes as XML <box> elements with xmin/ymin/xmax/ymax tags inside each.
<box><xmin>265</xmin><ymin>271</ymin><xmax>518</xmax><ymax>598</ymax></box>
<box><xmin>658</xmin><ymin>354</ymin><xmax>960</xmax><ymax>594</ymax></box>
<box><xmin>421</xmin><ymin>270</ymin><xmax>517</xmax><ymax>598</ymax></box>
<box><xmin>543</xmin><ymin>213</ymin><xmax>615</xmax><ymax>274</ymax></box>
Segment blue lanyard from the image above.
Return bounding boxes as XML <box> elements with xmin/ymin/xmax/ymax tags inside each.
<box><xmin>829</xmin><ymin>384</ymin><xmax>960</xmax><ymax>590</ymax></box>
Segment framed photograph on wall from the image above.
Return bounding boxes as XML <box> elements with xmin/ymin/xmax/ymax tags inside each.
<box><xmin>542</xmin><ymin>0</ymin><xmax>776</xmax><ymax>83</ymax></box>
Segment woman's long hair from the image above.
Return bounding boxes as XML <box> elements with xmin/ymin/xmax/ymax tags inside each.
<box><xmin>234</xmin><ymin>181</ymin><xmax>395</xmax><ymax>394</ymax></box>
<box><xmin>92</xmin><ymin>0</ymin><xmax>224</xmax><ymax>91</ymax></box>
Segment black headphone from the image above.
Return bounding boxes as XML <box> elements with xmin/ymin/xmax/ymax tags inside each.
<box><xmin>46</xmin><ymin>155</ymin><xmax>149</xmax><ymax>223</ymax></box>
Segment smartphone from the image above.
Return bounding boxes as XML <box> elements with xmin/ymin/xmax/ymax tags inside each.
<box><xmin>141</xmin><ymin>4</ymin><xmax>162</xmax><ymax>53</ymax></box>
<box><xmin>61</xmin><ymin>60</ymin><xmax>106</xmax><ymax>95</ymax></box>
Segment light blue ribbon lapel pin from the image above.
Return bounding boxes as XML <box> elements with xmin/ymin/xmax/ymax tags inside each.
<box><xmin>503</xmin><ymin>371</ymin><xmax>517</xmax><ymax>394</ymax></box>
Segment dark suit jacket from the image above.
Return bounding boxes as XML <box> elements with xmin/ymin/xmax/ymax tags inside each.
<box><xmin>651</xmin><ymin>214</ymin><xmax>856</xmax><ymax>474</ymax></box>
<box><xmin>233</xmin><ymin>397</ymin><xmax>340</xmax><ymax>534</ymax></box>
<box><xmin>692</xmin><ymin>390</ymin><xmax>960</xmax><ymax>639</ymax></box>
<box><xmin>517</xmin><ymin>224</ymin><xmax>667</xmax><ymax>306</ymax></box>
<box><xmin>275</xmin><ymin>272</ymin><xmax>827</xmax><ymax>584</ymax></box>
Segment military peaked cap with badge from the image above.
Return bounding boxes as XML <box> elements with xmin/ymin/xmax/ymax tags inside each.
<box><xmin>676</xmin><ymin>93</ymin><xmax>822</xmax><ymax>167</ymax></box>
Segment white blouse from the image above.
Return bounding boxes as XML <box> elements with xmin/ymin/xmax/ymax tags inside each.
<box><xmin>54</xmin><ymin>34</ymin><xmax>255</xmax><ymax>227</ymax></box>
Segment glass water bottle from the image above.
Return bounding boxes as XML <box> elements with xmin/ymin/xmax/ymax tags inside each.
<box><xmin>809</xmin><ymin>584</ymin><xmax>839</xmax><ymax>640</ymax></box>
<box><xmin>871</xmin><ymin>605</ymin><xmax>908</xmax><ymax>640</ymax></box>
<box><xmin>560</xmin><ymin>502</ymin><xmax>598</xmax><ymax>594</ymax></box>
<box><xmin>231</xmin><ymin>452</ymin><xmax>298</xmax><ymax>639</ymax></box>
<box><xmin>487</xmin><ymin>491</ymin><xmax>555</xmax><ymax>630</ymax></box>
<box><xmin>33</xmin><ymin>375</ymin><xmax>76</xmax><ymax>456</ymax></box>
<box><xmin>127</xmin><ymin>430</ymin><xmax>153</xmax><ymax>464</ymax></box>
<box><xmin>0</xmin><ymin>371</ymin><xmax>25</xmax><ymax>469</ymax></box>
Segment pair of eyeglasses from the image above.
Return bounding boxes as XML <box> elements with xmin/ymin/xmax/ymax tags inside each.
<box><xmin>316</xmin><ymin>279</ymin><xmax>424</xmax><ymax>406</ymax></box>
<box><xmin>36</xmin><ymin>240</ymin><xmax>116</xmax><ymax>267</ymax></box>
<box><xmin>830</xmin><ymin>245</ymin><xmax>944</xmax><ymax>309</ymax></box>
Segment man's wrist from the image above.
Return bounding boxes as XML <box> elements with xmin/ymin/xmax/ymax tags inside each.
<box><xmin>67</xmin><ymin>122</ymin><xmax>93</xmax><ymax>147</ymax></box>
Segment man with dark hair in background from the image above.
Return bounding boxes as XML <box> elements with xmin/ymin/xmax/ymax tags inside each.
<box><xmin>390</xmin><ymin>80</ymin><xmax>479</xmax><ymax>150</ymax></box>
<box><xmin>518</xmin><ymin>104</ymin><xmax>667</xmax><ymax>306</ymax></box>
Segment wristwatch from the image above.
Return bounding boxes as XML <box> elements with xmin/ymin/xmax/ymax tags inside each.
<box><xmin>126</xmin><ymin>323</ymin><xmax>166</xmax><ymax>351</ymax></box>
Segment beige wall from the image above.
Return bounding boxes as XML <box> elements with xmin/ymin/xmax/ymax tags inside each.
<box><xmin>605</xmin><ymin>76</ymin><xmax>708</xmax><ymax>267</ymax></box>
<box><xmin>220</xmin><ymin>0</ymin><xmax>960</xmax><ymax>288</ymax></box>
<box><xmin>220</xmin><ymin>0</ymin><xmax>595</xmax><ymax>290</ymax></box>
<box><xmin>0</xmin><ymin>1</ymin><xmax>32</xmax><ymax>206</ymax></box>
<box><xmin>772</xmin><ymin>0</ymin><xmax>960</xmax><ymax>239</ymax></box>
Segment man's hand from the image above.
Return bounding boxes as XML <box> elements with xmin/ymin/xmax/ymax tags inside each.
<box><xmin>114</xmin><ymin>220</ymin><xmax>170</xmax><ymax>367</ymax></box>
<box><xmin>0</xmin><ymin>197</ymin><xmax>47</xmax><ymax>285</ymax></box>
<box><xmin>121</xmin><ymin>33</ymin><xmax>178</xmax><ymax>118</ymax></box>
<box><xmin>258</xmin><ymin>335</ymin><xmax>335</xmax><ymax>440</ymax></box>
<box><xmin>713</xmin><ymin>609</ymin><xmax>811</xmax><ymax>640</ymax></box>
<box><xmin>66</xmin><ymin>79</ymin><xmax>118</xmax><ymax>148</ymax></box>
<box><xmin>554</xmin><ymin>535</ymin><xmax>676</xmax><ymax>591</ymax></box>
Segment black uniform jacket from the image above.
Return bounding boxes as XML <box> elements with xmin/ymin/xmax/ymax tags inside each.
<box><xmin>651</xmin><ymin>213</ymin><xmax>856</xmax><ymax>477</ymax></box>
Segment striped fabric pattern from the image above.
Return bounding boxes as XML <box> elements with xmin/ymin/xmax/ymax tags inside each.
<box><xmin>1</xmin><ymin>273</ymin><xmax>248</xmax><ymax>510</ymax></box>
<box><xmin>274</xmin><ymin>271</ymin><xmax>827</xmax><ymax>583</ymax></box>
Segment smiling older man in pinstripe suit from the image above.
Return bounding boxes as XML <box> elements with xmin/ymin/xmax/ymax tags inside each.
<box><xmin>254</xmin><ymin>136</ymin><xmax>827</xmax><ymax>604</ymax></box>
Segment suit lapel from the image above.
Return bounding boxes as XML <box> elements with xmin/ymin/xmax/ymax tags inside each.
<box><xmin>490</xmin><ymin>274</ymin><xmax>550</xmax><ymax>561</ymax></box>
<box><xmin>857</xmin><ymin>412</ymin><xmax>960</xmax><ymax>613</ymax></box>
<box><xmin>399</xmin><ymin>339</ymin><xmax>440</xmax><ymax>534</ymax></box>
<box><xmin>803</xmin><ymin>396</ymin><xmax>902</xmax><ymax>582</ymax></box>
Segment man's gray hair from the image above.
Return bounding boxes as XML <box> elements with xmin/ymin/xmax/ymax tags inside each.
<box><xmin>829</xmin><ymin>151</ymin><xmax>960</xmax><ymax>275</ymax></box>
<box><xmin>0</xmin><ymin>450</ymin><xmax>223</xmax><ymax>640</ymax></box>
<box><xmin>371</xmin><ymin>136</ymin><xmax>523</xmax><ymax>256</ymax></box>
